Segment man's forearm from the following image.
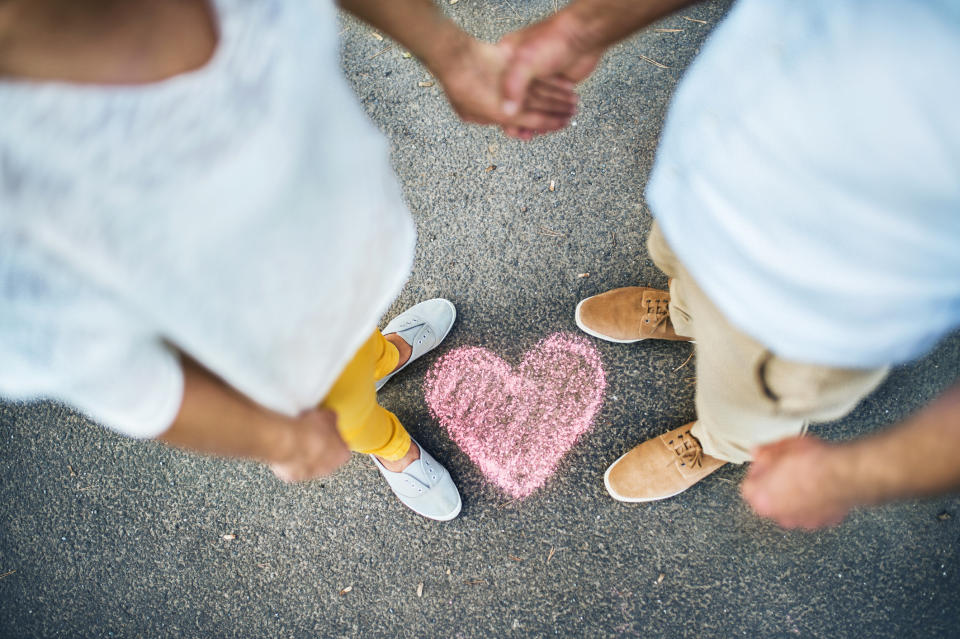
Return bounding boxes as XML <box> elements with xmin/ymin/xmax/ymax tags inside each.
<box><xmin>742</xmin><ymin>382</ymin><xmax>960</xmax><ymax>529</ymax></box>
<box><xmin>839</xmin><ymin>382</ymin><xmax>960</xmax><ymax>505</ymax></box>
<box><xmin>559</xmin><ymin>0</ymin><xmax>703</xmax><ymax>53</ymax></box>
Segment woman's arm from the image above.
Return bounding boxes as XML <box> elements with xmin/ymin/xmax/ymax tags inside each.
<box><xmin>156</xmin><ymin>357</ymin><xmax>350</xmax><ymax>482</ymax></box>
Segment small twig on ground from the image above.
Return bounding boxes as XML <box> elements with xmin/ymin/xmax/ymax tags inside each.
<box><xmin>547</xmin><ymin>547</ymin><xmax>557</xmax><ymax>563</ymax></box>
<box><xmin>653</xmin><ymin>28</ymin><xmax>683</xmax><ymax>33</ymax></box>
<box><xmin>638</xmin><ymin>54</ymin><xmax>670</xmax><ymax>69</ymax></box>
<box><xmin>503</xmin><ymin>0</ymin><xmax>522</xmax><ymax>19</ymax></box>
<box><xmin>673</xmin><ymin>351</ymin><xmax>694</xmax><ymax>372</ymax></box>
<box><xmin>682</xmin><ymin>16</ymin><xmax>708</xmax><ymax>24</ymax></box>
<box><xmin>369</xmin><ymin>44</ymin><xmax>396</xmax><ymax>60</ymax></box>
<box><xmin>540</xmin><ymin>226</ymin><xmax>564</xmax><ymax>237</ymax></box>
<box><xmin>0</xmin><ymin>570</ymin><xmax>16</xmax><ymax>581</ymax></box>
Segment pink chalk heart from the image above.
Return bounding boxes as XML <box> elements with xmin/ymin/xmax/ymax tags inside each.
<box><xmin>424</xmin><ymin>332</ymin><xmax>606</xmax><ymax>499</ymax></box>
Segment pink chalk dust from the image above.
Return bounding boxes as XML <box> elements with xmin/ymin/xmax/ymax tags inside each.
<box><xmin>423</xmin><ymin>332</ymin><xmax>606</xmax><ymax>498</ymax></box>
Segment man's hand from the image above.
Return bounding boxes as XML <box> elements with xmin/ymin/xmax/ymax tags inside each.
<box><xmin>498</xmin><ymin>13</ymin><xmax>603</xmax><ymax>139</ymax></box>
<box><xmin>497</xmin><ymin>0</ymin><xmax>700</xmax><ymax>139</ymax></box>
<box><xmin>269</xmin><ymin>409</ymin><xmax>351</xmax><ymax>483</ymax></box>
<box><xmin>432</xmin><ymin>36</ymin><xmax>578</xmax><ymax>134</ymax></box>
<box><xmin>741</xmin><ymin>436</ymin><xmax>856</xmax><ymax>530</ymax></box>
<box><xmin>743</xmin><ymin>383</ymin><xmax>960</xmax><ymax>530</ymax></box>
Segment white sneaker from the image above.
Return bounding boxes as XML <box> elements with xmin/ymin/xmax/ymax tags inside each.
<box><xmin>371</xmin><ymin>439</ymin><xmax>462</xmax><ymax>521</ymax></box>
<box><xmin>375</xmin><ymin>298</ymin><xmax>457</xmax><ymax>391</ymax></box>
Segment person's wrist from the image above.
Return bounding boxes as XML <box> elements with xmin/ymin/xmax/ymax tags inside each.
<box><xmin>414</xmin><ymin>19</ymin><xmax>474</xmax><ymax>83</ymax></box>
<box><xmin>820</xmin><ymin>442</ymin><xmax>868</xmax><ymax>509</ymax></box>
<box><xmin>558</xmin><ymin>3</ymin><xmax>622</xmax><ymax>54</ymax></box>
<box><xmin>254</xmin><ymin>413</ymin><xmax>301</xmax><ymax>465</ymax></box>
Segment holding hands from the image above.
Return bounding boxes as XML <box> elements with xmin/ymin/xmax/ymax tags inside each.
<box><xmin>436</xmin><ymin>10</ymin><xmax>605</xmax><ymax>139</ymax></box>
<box><xmin>497</xmin><ymin>12</ymin><xmax>605</xmax><ymax>139</ymax></box>
<box><xmin>429</xmin><ymin>35</ymin><xmax>581</xmax><ymax>135</ymax></box>
<box><xmin>426</xmin><ymin>0</ymin><xmax>684</xmax><ymax>139</ymax></box>
<box><xmin>338</xmin><ymin>0</ymin><xmax>621</xmax><ymax>140</ymax></box>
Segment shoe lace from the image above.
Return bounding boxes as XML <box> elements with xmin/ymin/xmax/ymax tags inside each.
<box><xmin>641</xmin><ymin>297</ymin><xmax>670</xmax><ymax>332</ymax></box>
<box><xmin>666</xmin><ymin>430</ymin><xmax>703</xmax><ymax>469</ymax></box>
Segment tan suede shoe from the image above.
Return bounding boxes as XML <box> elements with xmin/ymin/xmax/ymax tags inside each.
<box><xmin>575</xmin><ymin>286</ymin><xmax>691</xmax><ymax>343</ymax></box>
<box><xmin>604</xmin><ymin>423</ymin><xmax>726</xmax><ymax>502</ymax></box>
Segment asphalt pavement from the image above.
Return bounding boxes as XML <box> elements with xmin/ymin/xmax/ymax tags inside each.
<box><xmin>2</xmin><ymin>1</ymin><xmax>959</xmax><ymax>637</ymax></box>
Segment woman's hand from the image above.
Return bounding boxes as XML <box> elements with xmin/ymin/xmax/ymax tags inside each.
<box><xmin>269</xmin><ymin>409</ymin><xmax>351</xmax><ymax>483</ymax></box>
<box><xmin>157</xmin><ymin>358</ymin><xmax>350</xmax><ymax>483</ymax></box>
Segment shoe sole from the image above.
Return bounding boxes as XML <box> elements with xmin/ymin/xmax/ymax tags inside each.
<box><xmin>602</xmin><ymin>451</ymin><xmax>696</xmax><ymax>503</ymax></box>
<box><xmin>575</xmin><ymin>298</ymin><xmax>696</xmax><ymax>346</ymax></box>
<box><xmin>376</xmin><ymin>299</ymin><xmax>457</xmax><ymax>391</ymax></box>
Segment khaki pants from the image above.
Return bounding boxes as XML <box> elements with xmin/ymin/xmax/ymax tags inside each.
<box><xmin>647</xmin><ymin>223</ymin><xmax>889</xmax><ymax>463</ymax></box>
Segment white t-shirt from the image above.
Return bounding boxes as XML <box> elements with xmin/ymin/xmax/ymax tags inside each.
<box><xmin>0</xmin><ymin>0</ymin><xmax>416</xmax><ymax>437</ymax></box>
<box><xmin>648</xmin><ymin>0</ymin><xmax>960</xmax><ymax>368</ymax></box>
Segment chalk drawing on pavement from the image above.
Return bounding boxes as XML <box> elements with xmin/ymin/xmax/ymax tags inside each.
<box><xmin>424</xmin><ymin>332</ymin><xmax>606</xmax><ymax>498</ymax></box>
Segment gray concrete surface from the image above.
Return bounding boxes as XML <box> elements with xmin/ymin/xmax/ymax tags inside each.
<box><xmin>2</xmin><ymin>1</ymin><xmax>960</xmax><ymax>637</ymax></box>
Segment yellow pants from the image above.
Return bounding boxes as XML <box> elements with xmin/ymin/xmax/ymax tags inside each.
<box><xmin>321</xmin><ymin>330</ymin><xmax>412</xmax><ymax>462</ymax></box>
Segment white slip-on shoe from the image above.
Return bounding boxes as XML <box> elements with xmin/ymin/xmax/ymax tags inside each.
<box><xmin>375</xmin><ymin>298</ymin><xmax>457</xmax><ymax>391</ymax></box>
<box><xmin>370</xmin><ymin>439</ymin><xmax>462</xmax><ymax>521</ymax></box>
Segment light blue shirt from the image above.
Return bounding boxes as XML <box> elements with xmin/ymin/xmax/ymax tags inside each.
<box><xmin>648</xmin><ymin>0</ymin><xmax>960</xmax><ymax>367</ymax></box>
